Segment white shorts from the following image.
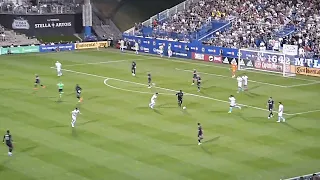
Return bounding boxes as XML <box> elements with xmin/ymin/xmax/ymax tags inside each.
<box><xmin>230</xmin><ymin>104</ymin><xmax>236</xmax><ymax>107</ymax></box>
<box><xmin>238</xmin><ymin>84</ymin><xmax>242</xmax><ymax>88</ymax></box>
<box><xmin>150</xmin><ymin>100</ymin><xmax>155</xmax><ymax>104</ymax></box>
<box><xmin>72</xmin><ymin>116</ymin><xmax>77</xmax><ymax>121</ymax></box>
<box><xmin>278</xmin><ymin>113</ymin><xmax>283</xmax><ymax>117</ymax></box>
<box><xmin>159</xmin><ymin>50</ymin><xmax>163</xmax><ymax>54</ymax></box>
<box><xmin>168</xmin><ymin>51</ymin><xmax>172</xmax><ymax>56</ymax></box>
<box><xmin>57</xmin><ymin>68</ymin><xmax>61</xmax><ymax>72</ymax></box>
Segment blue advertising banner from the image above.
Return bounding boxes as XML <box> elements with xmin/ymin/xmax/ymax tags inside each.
<box><xmin>39</xmin><ymin>43</ymin><xmax>75</xmax><ymax>52</ymax></box>
<box><xmin>123</xmin><ymin>35</ymin><xmax>239</xmax><ymax>59</ymax></box>
<box><xmin>123</xmin><ymin>35</ymin><xmax>320</xmax><ymax>69</ymax></box>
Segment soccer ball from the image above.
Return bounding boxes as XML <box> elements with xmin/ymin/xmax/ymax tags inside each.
<box><xmin>183</xmin><ymin>106</ymin><xmax>186</xmax><ymax>110</ymax></box>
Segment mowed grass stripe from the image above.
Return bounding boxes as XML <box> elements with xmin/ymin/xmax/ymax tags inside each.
<box><xmin>2</xmin><ymin>62</ymin><xmax>318</xmax><ymax>174</ymax></box>
<box><xmin>1</xmin><ymin>50</ymin><xmax>319</xmax><ymax>180</ymax></box>
<box><xmin>0</xmin><ymin>93</ymin><xmax>240</xmax><ymax>177</ymax></box>
<box><xmin>3</xmin><ymin>119</ymin><xmax>192</xmax><ymax>180</ymax></box>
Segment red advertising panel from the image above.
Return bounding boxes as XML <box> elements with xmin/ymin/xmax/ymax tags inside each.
<box><xmin>192</xmin><ymin>53</ymin><xmax>222</xmax><ymax>64</ymax></box>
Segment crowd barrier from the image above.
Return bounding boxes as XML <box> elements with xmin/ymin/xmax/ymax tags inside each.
<box><xmin>122</xmin><ymin>35</ymin><xmax>320</xmax><ymax>77</ymax></box>
<box><xmin>0</xmin><ymin>41</ymin><xmax>110</xmax><ymax>55</ymax></box>
<box><xmin>0</xmin><ymin>45</ymin><xmax>39</xmax><ymax>55</ymax></box>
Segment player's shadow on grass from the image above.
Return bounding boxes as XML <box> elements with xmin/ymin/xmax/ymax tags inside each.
<box><xmin>20</xmin><ymin>145</ymin><xmax>38</xmax><ymax>153</ymax></box>
<box><xmin>87</xmin><ymin>96</ymin><xmax>101</xmax><ymax>100</ymax></box>
<box><xmin>153</xmin><ymin>109</ymin><xmax>162</xmax><ymax>115</ymax></box>
<box><xmin>177</xmin><ymin>136</ymin><xmax>220</xmax><ymax>146</ymax></box>
<box><xmin>38</xmin><ymin>96</ymin><xmax>57</xmax><ymax>99</ymax></box>
<box><xmin>157</xmin><ymin>103</ymin><xmax>178</xmax><ymax>109</ymax></box>
<box><xmin>72</xmin><ymin>128</ymin><xmax>77</xmax><ymax>137</ymax></box>
<box><xmin>79</xmin><ymin>119</ymin><xmax>99</xmax><ymax>126</ymax></box>
<box><xmin>238</xmin><ymin>114</ymin><xmax>274</xmax><ymax>124</ymax></box>
<box><xmin>280</xmin><ymin>116</ymin><xmax>303</xmax><ymax>132</ymax></box>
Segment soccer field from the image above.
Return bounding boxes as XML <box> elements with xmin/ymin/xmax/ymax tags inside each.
<box><xmin>0</xmin><ymin>49</ymin><xmax>319</xmax><ymax>180</ymax></box>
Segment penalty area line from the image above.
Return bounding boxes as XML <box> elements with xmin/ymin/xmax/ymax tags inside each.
<box><xmin>54</xmin><ymin>67</ymin><xmax>292</xmax><ymax>115</ymax></box>
<box><xmin>288</xmin><ymin>109</ymin><xmax>320</xmax><ymax>116</ymax></box>
<box><xmin>175</xmin><ymin>68</ymin><xmax>287</xmax><ymax>88</ymax></box>
<box><xmin>103</xmin><ymin>79</ymin><xmax>174</xmax><ymax>96</ymax></box>
<box><xmin>285</xmin><ymin>81</ymin><xmax>320</xmax><ymax>88</ymax></box>
<box><xmin>54</xmin><ymin>58</ymin><xmax>147</xmax><ymax>68</ymax></box>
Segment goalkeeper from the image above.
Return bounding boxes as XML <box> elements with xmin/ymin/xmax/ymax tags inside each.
<box><xmin>231</xmin><ymin>63</ymin><xmax>237</xmax><ymax>78</ymax></box>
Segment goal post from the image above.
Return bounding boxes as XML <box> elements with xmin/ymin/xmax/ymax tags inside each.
<box><xmin>237</xmin><ymin>48</ymin><xmax>297</xmax><ymax>77</ymax></box>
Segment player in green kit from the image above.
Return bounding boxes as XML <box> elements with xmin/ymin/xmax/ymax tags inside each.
<box><xmin>57</xmin><ymin>82</ymin><xmax>64</xmax><ymax>98</ymax></box>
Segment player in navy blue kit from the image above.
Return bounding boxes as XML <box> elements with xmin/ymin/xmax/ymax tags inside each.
<box><xmin>34</xmin><ymin>74</ymin><xmax>45</xmax><ymax>90</ymax></box>
<box><xmin>197</xmin><ymin>123</ymin><xmax>203</xmax><ymax>145</ymax></box>
<box><xmin>131</xmin><ymin>61</ymin><xmax>136</xmax><ymax>76</ymax></box>
<box><xmin>192</xmin><ymin>69</ymin><xmax>197</xmax><ymax>85</ymax></box>
<box><xmin>176</xmin><ymin>90</ymin><xmax>184</xmax><ymax>108</ymax></box>
<box><xmin>148</xmin><ymin>73</ymin><xmax>152</xmax><ymax>88</ymax></box>
<box><xmin>267</xmin><ymin>97</ymin><xmax>274</xmax><ymax>119</ymax></box>
<box><xmin>3</xmin><ymin>130</ymin><xmax>13</xmax><ymax>156</ymax></box>
<box><xmin>75</xmin><ymin>84</ymin><xmax>83</xmax><ymax>102</ymax></box>
<box><xmin>197</xmin><ymin>75</ymin><xmax>202</xmax><ymax>92</ymax></box>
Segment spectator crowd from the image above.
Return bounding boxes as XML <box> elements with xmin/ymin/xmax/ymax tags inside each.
<box><xmin>136</xmin><ymin>0</ymin><xmax>320</xmax><ymax>58</ymax></box>
<box><xmin>0</xmin><ymin>0</ymin><xmax>82</xmax><ymax>14</ymax></box>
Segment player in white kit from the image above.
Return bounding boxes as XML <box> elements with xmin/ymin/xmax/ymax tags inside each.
<box><xmin>242</xmin><ymin>74</ymin><xmax>248</xmax><ymax>91</ymax></box>
<box><xmin>236</xmin><ymin>76</ymin><xmax>243</xmax><ymax>93</ymax></box>
<box><xmin>228</xmin><ymin>95</ymin><xmax>241</xmax><ymax>113</ymax></box>
<box><xmin>159</xmin><ymin>44</ymin><xmax>164</xmax><ymax>57</ymax></box>
<box><xmin>71</xmin><ymin>107</ymin><xmax>81</xmax><ymax>128</ymax></box>
<box><xmin>120</xmin><ymin>39</ymin><xmax>125</xmax><ymax>52</ymax></box>
<box><xmin>277</xmin><ymin>102</ymin><xmax>286</xmax><ymax>122</ymax></box>
<box><xmin>55</xmin><ymin>61</ymin><xmax>62</xmax><ymax>77</ymax></box>
<box><xmin>134</xmin><ymin>41</ymin><xmax>139</xmax><ymax>54</ymax></box>
<box><xmin>149</xmin><ymin>92</ymin><xmax>158</xmax><ymax>109</ymax></box>
<box><xmin>167</xmin><ymin>44</ymin><xmax>172</xmax><ymax>58</ymax></box>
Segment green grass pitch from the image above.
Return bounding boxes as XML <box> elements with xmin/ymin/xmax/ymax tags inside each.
<box><xmin>0</xmin><ymin>49</ymin><xmax>319</xmax><ymax>180</ymax></box>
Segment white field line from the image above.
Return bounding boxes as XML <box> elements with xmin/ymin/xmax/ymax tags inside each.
<box><xmin>175</xmin><ymin>68</ymin><xmax>288</xmax><ymax>88</ymax></box>
<box><xmin>288</xmin><ymin>109</ymin><xmax>320</xmax><ymax>116</ymax></box>
<box><xmin>51</xmin><ymin>67</ymin><xmax>292</xmax><ymax>115</ymax></box>
<box><xmin>63</xmin><ymin>59</ymin><xmax>146</xmax><ymax>67</ymax></box>
<box><xmin>285</xmin><ymin>81</ymin><xmax>320</xmax><ymax>88</ymax></box>
<box><xmin>104</xmin><ymin>79</ymin><xmax>174</xmax><ymax>96</ymax></box>
<box><xmin>104</xmin><ymin>49</ymin><xmax>320</xmax><ymax>83</ymax></box>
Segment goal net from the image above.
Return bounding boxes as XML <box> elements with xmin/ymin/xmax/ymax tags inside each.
<box><xmin>238</xmin><ymin>48</ymin><xmax>297</xmax><ymax>77</ymax></box>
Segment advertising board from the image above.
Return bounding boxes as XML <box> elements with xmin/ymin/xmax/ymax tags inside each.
<box><xmin>296</xmin><ymin>66</ymin><xmax>320</xmax><ymax>77</ymax></box>
<box><xmin>0</xmin><ymin>14</ymin><xmax>82</xmax><ymax>36</ymax></box>
<box><xmin>39</xmin><ymin>44</ymin><xmax>75</xmax><ymax>52</ymax></box>
<box><xmin>74</xmin><ymin>41</ymin><xmax>110</xmax><ymax>50</ymax></box>
<box><xmin>0</xmin><ymin>45</ymin><xmax>39</xmax><ymax>54</ymax></box>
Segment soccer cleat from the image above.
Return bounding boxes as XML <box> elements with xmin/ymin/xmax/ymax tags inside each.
<box><xmin>277</xmin><ymin>121</ymin><xmax>280</xmax><ymax>123</ymax></box>
<box><xmin>228</xmin><ymin>111</ymin><xmax>231</xmax><ymax>113</ymax></box>
<box><xmin>148</xmin><ymin>86</ymin><xmax>151</xmax><ymax>89</ymax></box>
<box><xmin>239</xmin><ymin>106</ymin><xmax>241</xmax><ymax>109</ymax></box>
<box><xmin>198</xmin><ymin>142</ymin><xmax>201</xmax><ymax>145</ymax></box>
<box><xmin>268</xmin><ymin>117</ymin><xmax>270</xmax><ymax>119</ymax></box>
<box><xmin>191</xmin><ymin>83</ymin><xmax>194</xmax><ymax>85</ymax></box>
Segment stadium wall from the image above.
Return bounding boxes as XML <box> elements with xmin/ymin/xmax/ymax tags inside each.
<box><xmin>123</xmin><ymin>35</ymin><xmax>320</xmax><ymax>76</ymax></box>
<box><xmin>0</xmin><ymin>13</ymin><xmax>83</xmax><ymax>36</ymax></box>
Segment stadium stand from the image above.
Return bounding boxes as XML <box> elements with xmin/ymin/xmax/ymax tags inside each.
<box><xmin>0</xmin><ymin>0</ymin><xmax>82</xmax><ymax>14</ymax></box>
<box><xmin>127</xmin><ymin>0</ymin><xmax>320</xmax><ymax>57</ymax></box>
